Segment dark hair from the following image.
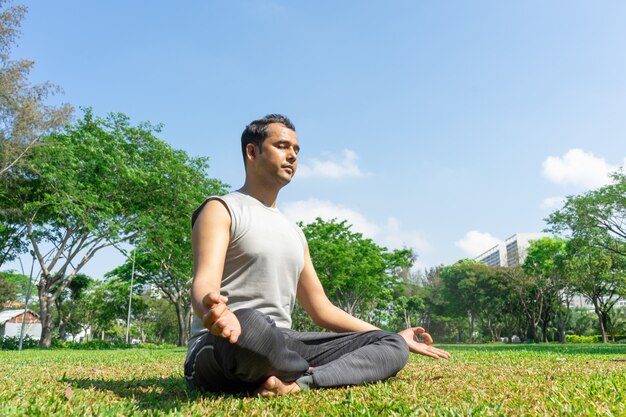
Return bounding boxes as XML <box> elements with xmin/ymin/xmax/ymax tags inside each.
<box><xmin>241</xmin><ymin>114</ymin><xmax>295</xmax><ymax>165</ymax></box>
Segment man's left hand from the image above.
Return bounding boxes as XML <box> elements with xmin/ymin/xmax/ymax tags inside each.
<box><xmin>398</xmin><ymin>327</ymin><xmax>451</xmax><ymax>359</ymax></box>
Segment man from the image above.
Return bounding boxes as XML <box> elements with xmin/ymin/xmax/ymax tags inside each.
<box><xmin>185</xmin><ymin>114</ymin><xmax>449</xmax><ymax>397</ymax></box>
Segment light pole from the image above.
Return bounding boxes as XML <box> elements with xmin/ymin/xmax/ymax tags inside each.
<box><xmin>18</xmin><ymin>251</ymin><xmax>36</xmax><ymax>351</ymax></box>
<box><xmin>125</xmin><ymin>251</ymin><xmax>136</xmax><ymax>344</ymax></box>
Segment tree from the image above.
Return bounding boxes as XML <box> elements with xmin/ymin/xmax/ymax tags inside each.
<box><xmin>389</xmin><ymin>295</ymin><xmax>425</xmax><ymax>331</ymax></box>
<box><xmin>548</xmin><ymin>171</ymin><xmax>626</xmax><ymax>257</ymax></box>
<box><xmin>0</xmin><ymin>221</ymin><xmax>26</xmax><ymax>268</ymax></box>
<box><xmin>299</xmin><ymin>218</ymin><xmax>413</xmax><ymax>324</ymax></box>
<box><xmin>52</xmin><ymin>273</ymin><xmax>91</xmax><ymax>340</ymax></box>
<box><xmin>1</xmin><ymin>109</ymin><xmax>226</xmax><ymax>347</ymax></box>
<box><xmin>546</xmin><ymin>173</ymin><xmax>626</xmax><ymax>342</ymax></box>
<box><xmin>522</xmin><ymin>237</ymin><xmax>570</xmax><ymax>342</ymax></box>
<box><xmin>0</xmin><ymin>273</ymin><xmax>15</xmax><ymax>303</ymax></box>
<box><xmin>0</xmin><ymin>1</ymin><xmax>72</xmax><ymax>177</ymax></box>
<box><xmin>564</xmin><ymin>236</ymin><xmax>626</xmax><ymax>343</ymax></box>
<box><xmin>418</xmin><ymin>266</ymin><xmax>462</xmax><ymax>342</ymax></box>
<box><xmin>439</xmin><ymin>260</ymin><xmax>485</xmax><ymax>341</ymax></box>
<box><xmin>82</xmin><ymin>278</ymin><xmax>148</xmax><ymax>342</ymax></box>
<box><xmin>0</xmin><ymin>270</ymin><xmax>27</xmax><ymax>301</ymax></box>
<box><xmin>505</xmin><ymin>265</ymin><xmax>549</xmax><ymax>342</ymax></box>
<box><xmin>105</xmin><ymin>148</ymin><xmax>227</xmax><ymax>346</ymax></box>
<box><xmin>440</xmin><ymin>260</ymin><xmax>513</xmax><ymax>342</ymax></box>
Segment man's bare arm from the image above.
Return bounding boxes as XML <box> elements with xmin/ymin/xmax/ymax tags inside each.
<box><xmin>296</xmin><ymin>246</ymin><xmax>450</xmax><ymax>359</ymax></box>
<box><xmin>191</xmin><ymin>199</ymin><xmax>241</xmax><ymax>343</ymax></box>
<box><xmin>296</xmin><ymin>247</ymin><xmax>379</xmax><ymax>332</ymax></box>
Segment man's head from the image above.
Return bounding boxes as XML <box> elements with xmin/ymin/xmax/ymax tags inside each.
<box><xmin>241</xmin><ymin>114</ymin><xmax>296</xmax><ymax>167</ymax></box>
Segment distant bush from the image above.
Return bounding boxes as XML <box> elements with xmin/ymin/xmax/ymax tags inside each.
<box><xmin>136</xmin><ymin>342</ymin><xmax>178</xmax><ymax>349</ymax></box>
<box><xmin>50</xmin><ymin>339</ymin><xmax>128</xmax><ymax>349</ymax></box>
<box><xmin>566</xmin><ymin>335</ymin><xmax>603</xmax><ymax>343</ymax></box>
<box><xmin>0</xmin><ymin>335</ymin><xmax>39</xmax><ymax>350</ymax></box>
<box><xmin>50</xmin><ymin>339</ymin><xmax>178</xmax><ymax>350</ymax></box>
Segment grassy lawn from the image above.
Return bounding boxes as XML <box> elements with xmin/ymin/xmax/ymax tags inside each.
<box><xmin>1</xmin><ymin>343</ymin><xmax>624</xmax><ymax>416</ymax></box>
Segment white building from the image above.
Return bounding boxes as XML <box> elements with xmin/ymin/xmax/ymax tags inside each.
<box><xmin>0</xmin><ymin>309</ymin><xmax>42</xmax><ymax>340</ymax></box>
<box><xmin>475</xmin><ymin>233</ymin><xmax>548</xmax><ymax>267</ymax></box>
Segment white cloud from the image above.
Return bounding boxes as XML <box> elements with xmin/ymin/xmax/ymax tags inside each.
<box><xmin>282</xmin><ymin>198</ymin><xmax>380</xmax><ymax>236</ymax></box>
<box><xmin>297</xmin><ymin>149</ymin><xmax>365</xmax><ymax>179</ymax></box>
<box><xmin>282</xmin><ymin>199</ymin><xmax>430</xmax><ymax>255</ymax></box>
<box><xmin>541</xmin><ymin>196</ymin><xmax>566</xmax><ymax>210</ymax></box>
<box><xmin>542</xmin><ymin>149</ymin><xmax>624</xmax><ymax>189</ymax></box>
<box><xmin>455</xmin><ymin>231</ymin><xmax>502</xmax><ymax>258</ymax></box>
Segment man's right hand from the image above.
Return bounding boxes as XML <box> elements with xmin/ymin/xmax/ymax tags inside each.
<box><xmin>202</xmin><ymin>292</ymin><xmax>241</xmax><ymax>344</ymax></box>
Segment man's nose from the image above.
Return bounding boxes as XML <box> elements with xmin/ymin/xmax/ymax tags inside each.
<box><xmin>287</xmin><ymin>148</ymin><xmax>297</xmax><ymax>162</ymax></box>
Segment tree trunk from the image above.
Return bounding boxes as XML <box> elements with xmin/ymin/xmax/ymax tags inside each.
<box><xmin>529</xmin><ymin>324</ymin><xmax>538</xmax><ymax>343</ymax></box>
<box><xmin>55</xmin><ymin>297</ymin><xmax>67</xmax><ymax>341</ymax></box>
<box><xmin>541</xmin><ymin>320</ymin><xmax>550</xmax><ymax>343</ymax></box>
<box><xmin>175</xmin><ymin>303</ymin><xmax>190</xmax><ymax>347</ymax></box>
<box><xmin>598</xmin><ymin>310</ymin><xmax>609</xmax><ymax>343</ymax></box>
<box><xmin>37</xmin><ymin>282</ymin><xmax>54</xmax><ymax>348</ymax></box>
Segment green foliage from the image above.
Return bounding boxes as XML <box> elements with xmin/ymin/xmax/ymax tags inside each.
<box><xmin>299</xmin><ymin>218</ymin><xmax>413</xmax><ymax>324</ymax></box>
<box><xmin>565</xmin><ymin>334</ymin><xmax>603</xmax><ymax>343</ymax></box>
<box><xmin>0</xmin><ymin>273</ymin><xmax>16</xmax><ymax>303</ymax></box>
<box><xmin>0</xmin><ymin>1</ymin><xmax>73</xmax><ymax>178</ymax></box>
<box><xmin>1</xmin><ymin>108</ymin><xmax>226</xmax><ymax>347</ymax></box>
<box><xmin>0</xmin><ymin>270</ymin><xmax>29</xmax><ymax>302</ymax></box>
<box><xmin>547</xmin><ymin>171</ymin><xmax>626</xmax><ymax>256</ymax></box>
<box><xmin>439</xmin><ymin>260</ymin><xmax>514</xmax><ymax>342</ymax></box>
<box><xmin>0</xmin><ymin>335</ymin><xmax>38</xmax><ymax>350</ymax></box>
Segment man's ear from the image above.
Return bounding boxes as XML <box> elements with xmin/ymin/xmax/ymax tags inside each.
<box><xmin>246</xmin><ymin>143</ymin><xmax>256</xmax><ymax>161</ymax></box>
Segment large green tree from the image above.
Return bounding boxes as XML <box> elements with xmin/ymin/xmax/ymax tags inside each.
<box><xmin>547</xmin><ymin>172</ymin><xmax>626</xmax><ymax>342</ymax></box>
<box><xmin>1</xmin><ymin>109</ymin><xmax>226</xmax><ymax>347</ymax></box>
<box><xmin>564</xmin><ymin>236</ymin><xmax>626</xmax><ymax>342</ymax></box>
<box><xmin>299</xmin><ymin>218</ymin><xmax>413</xmax><ymax>325</ymax></box>
<box><xmin>0</xmin><ymin>1</ymin><xmax>72</xmax><ymax>177</ymax></box>
<box><xmin>440</xmin><ymin>260</ymin><xmax>513</xmax><ymax>342</ymax></box>
<box><xmin>106</xmin><ymin>145</ymin><xmax>227</xmax><ymax>346</ymax></box>
<box><xmin>522</xmin><ymin>237</ymin><xmax>570</xmax><ymax>342</ymax></box>
<box><xmin>548</xmin><ymin>172</ymin><xmax>626</xmax><ymax>256</ymax></box>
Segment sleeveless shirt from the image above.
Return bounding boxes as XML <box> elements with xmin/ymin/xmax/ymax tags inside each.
<box><xmin>189</xmin><ymin>191</ymin><xmax>307</xmax><ymax>340</ymax></box>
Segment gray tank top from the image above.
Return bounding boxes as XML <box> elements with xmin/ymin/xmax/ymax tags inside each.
<box><xmin>189</xmin><ymin>191</ymin><xmax>307</xmax><ymax>339</ymax></box>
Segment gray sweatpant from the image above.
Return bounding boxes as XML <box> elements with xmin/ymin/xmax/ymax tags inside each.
<box><xmin>184</xmin><ymin>308</ymin><xmax>410</xmax><ymax>394</ymax></box>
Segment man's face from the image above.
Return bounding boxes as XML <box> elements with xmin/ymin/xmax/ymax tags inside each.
<box><xmin>248</xmin><ymin>123</ymin><xmax>300</xmax><ymax>186</ymax></box>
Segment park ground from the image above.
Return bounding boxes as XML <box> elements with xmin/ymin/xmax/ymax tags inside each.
<box><xmin>1</xmin><ymin>343</ymin><xmax>624</xmax><ymax>417</ymax></box>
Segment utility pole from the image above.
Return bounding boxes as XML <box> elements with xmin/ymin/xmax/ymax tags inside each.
<box><xmin>125</xmin><ymin>251</ymin><xmax>136</xmax><ymax>344</ymax></box>
<box><xmin>18</xmin><ymin>251</ymin><xmax>36</xmax><ymax>351</ymax></box>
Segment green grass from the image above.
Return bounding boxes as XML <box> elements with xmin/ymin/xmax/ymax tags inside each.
<box><xmin>1</xmin><ymin>344</ymin><xmax>624</xmax><ymax>416</ymax></box>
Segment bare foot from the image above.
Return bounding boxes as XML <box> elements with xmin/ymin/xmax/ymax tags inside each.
<box><xmin>254</xmin><ymin>376</ymin><xmax>301</xmax><ymax>397</ymax></box>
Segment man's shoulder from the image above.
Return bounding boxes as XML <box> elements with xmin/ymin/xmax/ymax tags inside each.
<box><xmin>191</xmin><ymin>193</ymin><xmax>236</xmax><ymax>229</ymax></box>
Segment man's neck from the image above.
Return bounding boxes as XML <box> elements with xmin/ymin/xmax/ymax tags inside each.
<box><xmin>238</xmin><ymin>181</ymin><xmax>280</xmax><ymax>208</ymax></box>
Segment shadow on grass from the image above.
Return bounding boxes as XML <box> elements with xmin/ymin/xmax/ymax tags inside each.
<box><xmin>440</xmin><ymin>342</ymin><xmax>626</xmax><ymax>355</ymax></box>
<box><xmin>67</xmin><ymin>376</ymin><xmax>240</xmax><ymax>412</ymax></box>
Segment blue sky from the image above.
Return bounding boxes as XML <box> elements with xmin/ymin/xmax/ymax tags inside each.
<box><xmin>7</xmin><ymin>1</ymin><xmax>626</xmax><ymax>278</ymax></box>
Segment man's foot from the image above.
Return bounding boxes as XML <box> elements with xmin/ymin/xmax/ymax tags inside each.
<box><xmin>254</xmin><ymin>376</ymin><xmax>301</xmax><ymax>397</ymax></box>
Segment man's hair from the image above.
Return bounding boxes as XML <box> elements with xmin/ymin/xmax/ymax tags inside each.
<box><xmin>241</xmin><ymin>114</ymin><xmax>295</xmax><ymax>165</ymax></box>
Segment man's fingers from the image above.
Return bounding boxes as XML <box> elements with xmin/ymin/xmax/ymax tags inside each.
<box><xmin>417</xmin><ymin>346</ymin><xmax>442</xmax><ymax>359</ymax></box>
<box><xmin>412</xmin><ymin>328</ymin><xmax>433</xmax><ymax>345</ymax></box>
<box><xmin>431</xmin><ymin>346</ymin><xmax>451</xmax><ymax>359</ymax></box>
<box><xmin>420</xmin><ymin>331</ymin><xmax>433</xmax><ymax>345</ymax></box>
<box><xmin>203</xmin><ymin>303</ymin><xmax>227</xmax><ymax>328</ymax></box>
<box><xmin>228</xmin><ymin>327</ymin><xmax>240</xmax><ymax>344</ymax></box>
<box><xmin>202</xmin><ymin>292</ymin><xmax>228</xmax><ymax>307</ymax></box>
